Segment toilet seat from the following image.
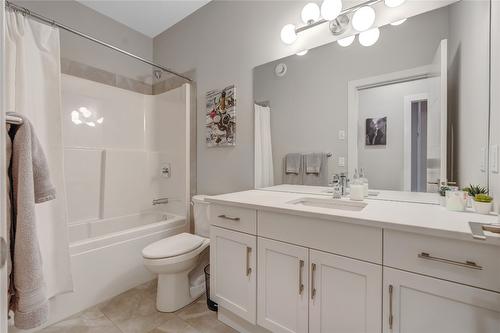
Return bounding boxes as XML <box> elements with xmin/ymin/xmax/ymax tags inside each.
<box><xmin>142</xmin><ymin>233</ymin><xmax>205</xmax><ymax>259</ymax></box>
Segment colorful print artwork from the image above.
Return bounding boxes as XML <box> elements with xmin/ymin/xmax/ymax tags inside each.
<box><xmin>206</xmin><ymin>85</ymin><xmax>236</xmax><ymax>147</ymax></box>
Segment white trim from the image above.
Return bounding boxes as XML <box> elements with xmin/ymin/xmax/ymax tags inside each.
<box><xmin>403</xmin><ymin>94</ymin><xmax>429</xmax><ymax>192</ymax></box>
<box><xmin>347</xmin><ymin>65</ymin><xmax>432</xmax><ymax>179</ymax></box>
<box><xmin>438</xmin><ymin>39</ymin><xmax>448</xmax><ymax>186</ymax></box>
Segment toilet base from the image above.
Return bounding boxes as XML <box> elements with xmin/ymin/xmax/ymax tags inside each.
<box><xmin>156</xmin><ymin>271</ymin><xmax>203</xmax><ymax>312</ymax></box>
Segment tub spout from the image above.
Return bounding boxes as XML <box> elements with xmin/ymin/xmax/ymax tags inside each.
<box><xmin>153</xmin><ymin>198</ymin><xmax>169</xmax><ymax>205</ymax></box>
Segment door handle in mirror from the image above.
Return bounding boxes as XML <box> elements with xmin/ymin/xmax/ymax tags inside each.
<box><xmin>0</xmin><ymin>237</ymin><xmax>7</xmax><ymax>269</ymax></box>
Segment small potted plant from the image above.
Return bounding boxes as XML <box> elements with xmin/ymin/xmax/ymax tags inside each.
<box><xmin>473</xmin><ymin>194</ymin><xmax>494</xmax><ymax>215</ymax></box>
<box><xmin>463</xmin><ymin>184</ymin><xmax>489</xmax><ymax>208</ymax></box>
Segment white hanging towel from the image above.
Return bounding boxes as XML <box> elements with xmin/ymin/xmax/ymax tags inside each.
<box><xmin>254</xmin><ymin>104</ymin><xmax>274</xmax><ymax>188</ymax></box>
<box><xmin>6</xmin><ymin>11</ymin><xmax>73</xmax><ymax>300</ymax></box>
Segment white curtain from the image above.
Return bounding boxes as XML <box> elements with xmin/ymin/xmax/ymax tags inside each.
<box><xmin>6</xmin><ymin>11</ymin><xmax>73</xmax><ymax>298</ymax></box>
<box><xmin>254</xmin><ymin>104</ymin><xmax>274</xmax><ymax>188</ymax></box>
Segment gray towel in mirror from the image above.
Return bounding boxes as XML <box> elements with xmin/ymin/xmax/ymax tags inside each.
<box><xmin>305</xmin><ymin>153</ymin><xmax>322</xmax><ymax>174</ymax></box>
<box><xmin>285</xmin><ymin>153</ymin><xmax>301</xmax><ymax>174</ymax></box>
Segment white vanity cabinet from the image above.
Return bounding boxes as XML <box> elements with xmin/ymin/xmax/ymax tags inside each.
<box><xmin>210</xmin><ymin>226</ymin><xmax>257</xmax><ymax>324</ymax></box>
<box><xmin>383</xmin><ymin>267</ymin><xmax>500</xmax><ymax>333</ymax></box>
<box><xmin>208</xmin><ymin>201</ymin><xmax>500</xmax><ymax>333</ymax></box>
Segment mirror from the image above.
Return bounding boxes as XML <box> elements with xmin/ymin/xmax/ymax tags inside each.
<box><xmin>253</xmin><ymin>0</ymin><xmax>491</xmax><ymax>200</ymax></box>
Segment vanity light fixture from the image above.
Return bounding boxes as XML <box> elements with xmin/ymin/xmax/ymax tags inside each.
<box><xmin>301</xmin><ymin>3</ymin><xmax>321</xmax><ymax>24</ymax></box>
<box><xmin>280</xmin><ymin>0</ymin><xmax>402</xmax><ymax>48</ymax></box>
<box><xmin>384</xmin><ymin>0</ymin><xmax>406</xmax><ymax>8</ymax></box>
<box><xmin>352</xmin><ymin>6</ymin><xmax>376</xmax><ymax>31</ymax></box>
<box><xmin>296</xmin><ymin>50</ymin><xmax>309</xmax><ymax>56</ymax></box>
<box><xmin>390</xmin><ymin>18</ymin><xmax>407</xmax><ymax>26</ymax></box>
<box><xmin>338</xmin><ymin>35</ymin><xmax>355</xmax><ymax>47</ymax></box>
<box><xmin>359</xmin><ymin>27</ymin><xmax>380</xmax><ymax>46</ymax></box>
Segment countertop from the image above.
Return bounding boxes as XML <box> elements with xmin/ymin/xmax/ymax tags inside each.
<box><xmin>206</xmin><ymin>189</ymin><xmax>500</xmax><ymax>246</ymax></box>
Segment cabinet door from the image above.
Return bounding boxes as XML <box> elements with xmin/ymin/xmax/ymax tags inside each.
<box><xmin>309</xmin><ymin>249</ymin><xmax>382</xmax><ymax>333</ymax></box>
<box><xmin>210</xmin><ymin>226</ymin><xmax>256</xmax><ymax>324</ymax></box>
<box><xmin>383</xmin><ymin>267</ymin><xmax>500</xmax><ymax>333</ymax></box>
<box><xmin>257</xmin><ymin>237</ymin><xmax>309</xmax><ymax>333</ymax></box>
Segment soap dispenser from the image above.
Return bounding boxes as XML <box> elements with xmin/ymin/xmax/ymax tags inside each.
<box><xmin>359</xmin><ymin>168</ymin><xmax>369</xmax><ymax>197</ymax></box>
<box><xmin>350</xmin><ymin>169</ymin><xmax>364</xmax><ymax>201</ymax></box>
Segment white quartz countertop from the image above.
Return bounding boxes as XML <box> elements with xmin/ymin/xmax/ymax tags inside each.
<box><xmin>206</xmin><ymin>189</ymin><xmax>500</xmax><ymax>246</ymax></box>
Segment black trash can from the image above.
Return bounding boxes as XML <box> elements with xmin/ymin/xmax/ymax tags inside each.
<box><xmin>204</xmin><ymin>264</ymin><xmax>218</xmax><ymax>312</ymax></box>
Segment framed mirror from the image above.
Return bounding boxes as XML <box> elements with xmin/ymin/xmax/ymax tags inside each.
<box><xmin>253</xmin><ymin>0</ymin><xmax>491</xmax><ymax>201</ymax></box>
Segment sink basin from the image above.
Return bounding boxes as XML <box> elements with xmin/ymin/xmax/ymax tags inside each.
<box><xmin>287</xmin><ymin>197</ymin><xmax>367</xmax><ymax>212</ymax></box>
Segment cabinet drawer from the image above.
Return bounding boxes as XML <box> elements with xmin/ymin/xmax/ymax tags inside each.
<box><xmin>209</xmin><ymin>204</ymin><xmax>257</xmax><ymax>234</ymax></box>
<box><xmin>384</xmin><ymin>230</ymin><xmax>500</xmax><ymax>292</ymax></box>
<box><xmin>258</xmin><ymin>211</ymin><xmax>382</xmax><ymax>264</ymax></box>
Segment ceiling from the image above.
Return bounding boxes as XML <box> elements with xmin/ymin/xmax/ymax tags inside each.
<box><xmin>77</xmin><ymin>0</ymin><xmax>211</xmax><ymax>38</ymax></box>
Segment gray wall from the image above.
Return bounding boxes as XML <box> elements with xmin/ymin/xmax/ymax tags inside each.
<box><xmin>254</xmin><ymin>8</ymin><xmax>449</xmax><ymax>186</ymax></box>
<box><xmin>448</xmin><ymin>0</ymin><xmax>490</xmax><ymax>187</ymax></box>
<box><xmin>13</xmin><ymin>0</ymin><xmax>154</xmax><ymax>81</ymax></box>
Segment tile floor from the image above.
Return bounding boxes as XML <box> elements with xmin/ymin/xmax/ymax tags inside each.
<box><xmin>40</xmin><ymin>281</ymin><xmax>237</xmax><ymax>333</ymax></box>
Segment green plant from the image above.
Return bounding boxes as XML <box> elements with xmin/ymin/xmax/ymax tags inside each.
<box><xmin>474</xmin><ymin>194</ymin><xmax>493</xmax><ymax>203</ymax></box>
<box><xmin>439</xmin><ymin>186</ymin><xmax>451</xmax><ymax>197</ymax></box>
<box><xmin>463</xmin><ymin>184</ymin><xmax>488</xmax><ymax>197</ymax></box>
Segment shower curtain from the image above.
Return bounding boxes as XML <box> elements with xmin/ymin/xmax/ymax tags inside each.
<box><xmin>254</xmin><ymin>104</ymin><xmax>274</xmax><ymax>188</ymax></box>
<box><xmin>6</xmin><ymin>11</ymin><xmax>73</xmax><ymax>298</ymax></box>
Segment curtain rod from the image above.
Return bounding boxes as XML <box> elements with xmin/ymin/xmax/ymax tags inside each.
<box><xmin>5</xmin><ymin>1</ymin><xmax>192</xmax><ymax>82</ymax></box>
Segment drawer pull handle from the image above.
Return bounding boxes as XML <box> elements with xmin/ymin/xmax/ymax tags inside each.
<box><xmin>389</xmin><ymin>284</ymin><xmax>394</xmax><ymax>330</ymax></box>
<box><xmin>418</xmin><ymin>252</ymin><xmax>483</xmax><ymax>270</ymax></box>
<box><xmin>218</xmin><ymin>214</ymin><xmax>240</xmax><ymax>221</ymax></box>
<box><xmin>311</xmin><ymin>263</ymin><xmax>317</xmax><ymax>300</ymax></box>
<box><xmin>246</xmin><ymin>247</ymin><xmax>252</xmax><ymax>276</ymax></box>
<box><xmin>298</xmin><ymin>260</ymin><xmax>304</xmax><ymax>295</ymax></box>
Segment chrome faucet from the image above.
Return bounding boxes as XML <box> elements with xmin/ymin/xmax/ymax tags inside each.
<box><xmin>332</xmin><ymin>174</ymin><xmax>342</xmax><ymax>199</ymax></box>
<box><xmin>152</xmin><ymin>198</ymin><xmax>169</xmax><ymax>205</ymax></box>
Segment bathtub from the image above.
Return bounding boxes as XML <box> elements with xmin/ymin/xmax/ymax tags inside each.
<box><xmin>45</xmin><ymin>212</ymin><xmax>187</xmax><ymax>329</ymax></box>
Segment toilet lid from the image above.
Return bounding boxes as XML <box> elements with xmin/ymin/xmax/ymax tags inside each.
<box><xmin>142</xmin><ymin>233</ymin><xmax>205</xmax><ymax>259</ymax></box>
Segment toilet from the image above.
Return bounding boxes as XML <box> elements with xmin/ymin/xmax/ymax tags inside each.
<box><xmin>142</xmin><ymin>195</ymin><xmax>210</xmax><ymax>312</ymax></box>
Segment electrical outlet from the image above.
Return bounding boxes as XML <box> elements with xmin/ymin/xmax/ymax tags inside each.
<box><xmin>161</xmin><ymin>163</ymin><xmax>171</xmax><ymax>178</ymax></box>
<box><xmin>338</xmin><ymin>157</ymin><xmax>345</xmax><ymax>167</ymax></box>
<box><xmin>338</xmin><ymin>130</ymin><xmax>346</xmax><ymax>141</ymax></box>
<box><xmin>491</xmin><ymin>145</ymin><xmax>499</xmax><ymax>174</ymax></box>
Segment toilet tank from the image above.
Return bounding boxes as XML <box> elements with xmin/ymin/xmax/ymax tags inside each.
<box><xmin>192</xmin><ymin>195</ymin><xmax>210</xmax><ymax>238</ymax></box>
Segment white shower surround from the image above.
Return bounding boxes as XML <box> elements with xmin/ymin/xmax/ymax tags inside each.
<box><xmin>10</xmin><ymin>74</ymin><xmax>192</xmax><ymax>331</ymax></box>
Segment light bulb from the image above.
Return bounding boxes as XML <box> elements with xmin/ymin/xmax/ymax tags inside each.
<box><xmin>359</xmin><ymin>28</ymin><xmax>380</xmax><ymax>47</ymax></box>
<box><xmin>338</xmin><ymin>35</ymin><xmax>355</xmax><ymax>47</ymax></box>
<box><xmin>301</xmin><ymin>2</ymin><xmax>320</xmax><ymax>24</ymax></box>
<box><xmin>321</xmin><ymin>0</ymin><xmax>342</xmax><ymax>21</ymax></box>
<box><xmin>96</xmin><ymin>117</ymin><xmax>104</xmax><ymax>124</ymax></box>
<box><xmin>281</xmin><ymin>24</ymin><xmax>297</xmax><ymax>45</ymax></box>
<box><xmin>390</xmin><ymin>18</ymin><xmax>407</xmax><ymax>26</ymax></box>
<box><xmin>86</xmin><ymin>121</ymin><xmax>96</xmax><ymax>127</ymax></box>
<box><xmin>384</xmin><ymin>0</ymin><xmax>405</xmax><ymax>8</ymax></box>
<box><xmin>352</xmin><ymin>6</ymin><xmax>376</xmax><ymax>32</ymax></box>
<box><xmin>296</xmin><ymin>50</ymin><xmax>309</xmax><ymax>56</ymax></box>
